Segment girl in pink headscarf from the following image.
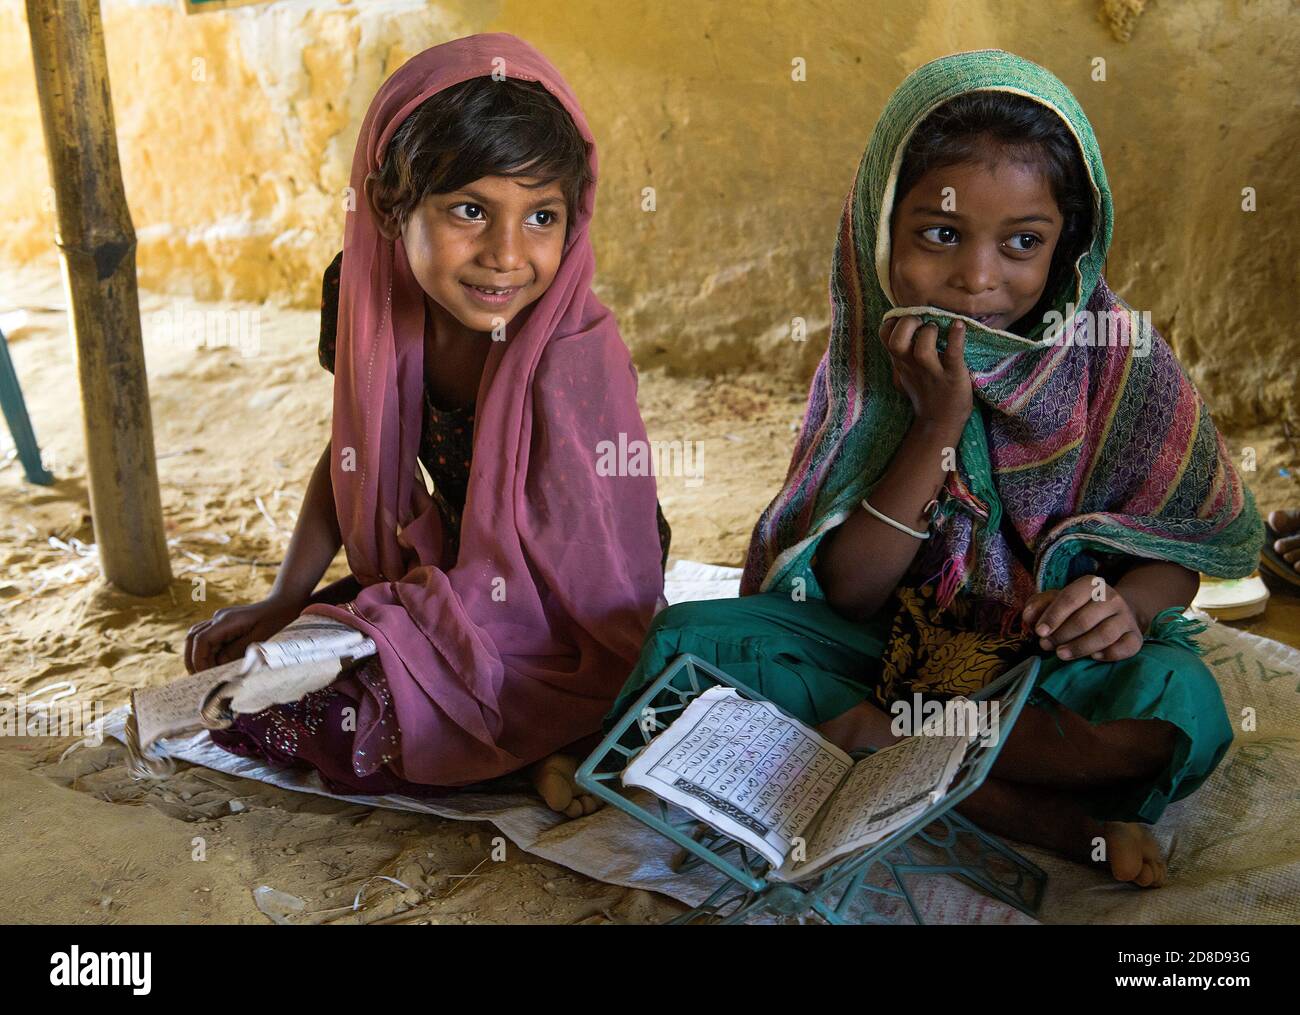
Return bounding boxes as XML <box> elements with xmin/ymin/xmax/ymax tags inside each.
<box><xmin>184</xmin><ymin>34</ymin><xmax>669</xmax><ymax>816</ymax></box>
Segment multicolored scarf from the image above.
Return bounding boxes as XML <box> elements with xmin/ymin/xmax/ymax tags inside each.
<box><xmin>742</xmin><ymin>50</ymin><xmax>1262</xmax><ymax>645</ymax></box>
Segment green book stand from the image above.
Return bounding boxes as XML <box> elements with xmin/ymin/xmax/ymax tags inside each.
<box><xmin>577</xmin><ymin>652</ymin><xmax>1046</xmax><ymax>924</ymax></box>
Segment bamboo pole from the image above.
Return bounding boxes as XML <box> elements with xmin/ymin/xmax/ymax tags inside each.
<box><xmin>25</xmin><ymin>0</ymin><xmax>171</xmax><ymax>596</ymax></box>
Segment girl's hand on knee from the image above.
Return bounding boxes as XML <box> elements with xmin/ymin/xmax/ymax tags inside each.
<box><xmin>184</xmin><ymin>594</ymin><xmax>306</xmax><ymax>674</ymax></box>
<box><xmin>1021</xmin><ymin>577</ymin><xmax>1143</xmax><ymax>662</ymax></box>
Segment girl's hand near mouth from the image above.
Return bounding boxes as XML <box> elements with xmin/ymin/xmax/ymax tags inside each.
<box><xmin>881</xmin><ymin>315</ymin><xmax>972</xmax><ymax>438</ymax></box>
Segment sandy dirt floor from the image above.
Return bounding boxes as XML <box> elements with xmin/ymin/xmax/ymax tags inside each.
<box><xmin>1</xmin><ymin>263</ymin><xmax>1297</xmax><ymax>924</ymax></box>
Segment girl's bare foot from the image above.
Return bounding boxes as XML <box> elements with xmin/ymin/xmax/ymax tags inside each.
<box><xmin>1101</xmin><ymin>820</ymin><xmax>1166</xmax><ymax>887</ymax></box>
<box><xmin>530</xmin><ymin>753</ymin><xmax>602</xmax><ymax>818</ymax></box>
<box><xmin>1268</xmin><ymin>509</ymin><xmax>1300</xmax><ymax>574</ymax></box>
<box><xmin>955</xmin><ymin>779</ymin><xmax>1170</xmax><ymax>887</ymax></box>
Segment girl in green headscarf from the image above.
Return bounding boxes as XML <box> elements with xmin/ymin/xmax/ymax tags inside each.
<box><xmin>611</xmin><ymin>51</ymin><xmax>1262</xmax><ymax>888</ymax></box>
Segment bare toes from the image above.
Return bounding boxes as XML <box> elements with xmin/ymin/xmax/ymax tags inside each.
<box><xmin>1112</xmin><ymin>853</ymin><xmax>1142</xmax><ymax>882</ymax></box>
<box><xmin>532</xmin><ymin>769</ymin><xmax>572</xmax><ymax>814</ymax></box>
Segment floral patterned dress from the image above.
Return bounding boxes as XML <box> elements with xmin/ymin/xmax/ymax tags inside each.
<box><xmin>209</xmin><ymin>252</ymin><xmax>671</xmax><ymax>794</ymax></box>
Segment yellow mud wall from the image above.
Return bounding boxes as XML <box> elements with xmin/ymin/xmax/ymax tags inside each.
<box><xmin>0</xmin><ymin>0</ymin><xmax>1295</xmax><ymax>429</ymax></box>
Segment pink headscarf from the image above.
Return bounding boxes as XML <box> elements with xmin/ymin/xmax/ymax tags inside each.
<box><xmin>303</xmin><ymin>34</ymin><xmax>664</xmax><ymax>787</ymax></box>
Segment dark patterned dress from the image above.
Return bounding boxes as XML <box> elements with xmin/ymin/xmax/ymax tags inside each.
<box><xmin>871</xmin><ymin>545</ymin><xmax>1143</xmax><ymax>705</ymax></box>
<box><xmin>209</xmin><ymin>252</ymin><xmax>671</xmax><ymax>794</ymax></box>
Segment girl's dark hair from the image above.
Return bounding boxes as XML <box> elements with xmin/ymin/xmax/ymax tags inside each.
<box><xmin>892</xmin><ymin>91</ymin><xmax>1095</xmax><ymax>327</ymax></box>
<box><xmin>369</xmin><ymin>76</ymin><xmax>591</xmax><ymax>232</ymax></box>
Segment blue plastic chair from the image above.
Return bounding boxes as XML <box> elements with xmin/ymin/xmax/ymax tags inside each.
<box><xmin>0</xmin><ymin>325</ymin><xmax>54</xmax><ymax>485</ymax></box>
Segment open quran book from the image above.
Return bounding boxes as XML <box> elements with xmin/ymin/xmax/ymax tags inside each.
<box><xmin>125</xmin><ymin>614</ymin><xmax>376</xmax><ymax>777</ymax></box>
<box><xmin>623</xmin><ymin>686</ymin><xmax>982</xmax><ymax>883</ymax></box>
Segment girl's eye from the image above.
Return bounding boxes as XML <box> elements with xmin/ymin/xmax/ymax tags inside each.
<box><xmin>451</xmin><ymin>204</ymin><xmax>485</xmax><ymax>221</ymax></box>
<box><xmin>921</xmin><ymin>226</ymin><xmax>959</xmax><ymax>245</ymax></box>
<box><xmin>527</xmin><ymin>209</ymin><xmax>560</xmax><ymax>227</ymax></box>
<box><xmin>1006</xmin><ymin>233</ymin><xmax>1041</xmax><ymax>252</ymax></box>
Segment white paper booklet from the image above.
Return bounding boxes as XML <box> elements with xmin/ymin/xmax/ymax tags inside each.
<box><xmin>126</xmin><ymin>614</ymin><xmax>376</xmax><ymax>775</ymax></box>
<box><xmin>622</xmin><ymin>686</ymin><xmax>976</xmax><ymax>882</ymax></box>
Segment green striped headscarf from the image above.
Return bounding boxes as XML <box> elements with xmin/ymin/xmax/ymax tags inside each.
<box><xmin>742</xmin><ymin>50</ymin><xmax>1262</xmax><ymax>629</ymax></box>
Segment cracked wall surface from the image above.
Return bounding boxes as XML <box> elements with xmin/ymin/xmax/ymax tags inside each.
<box><xmin>0</xmin><ymin>0</ymin><xmax>1295</xmax><ymax>429</ymax></box>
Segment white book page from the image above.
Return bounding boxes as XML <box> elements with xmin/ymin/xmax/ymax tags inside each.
<box><xmin>133</xmin><ymin>615</ymin><xmax>378</xmax><ymax>750</ymax></box>
<box><xmin>773</xmin><ymin>731</ymin><xmax>972</xmax><ymax>882</ymax></box>
<box><xmin>131</xmin><ymin>660</ymin><xmax>245</xmax><ymax>749</ymax></box>
<box><xmin>214</xmin><ymin>615</ymin><xmax>376</xmax><ymax>718</ymax></box>
<box><xmin>242</xmin><ymin>615</ymin><xmax>375</xmax><ymax>672</ymax></box>
<box><xmin>622</xmin><ymin>687</ymin><xmax>852</xmax><ymax>870</ymax></box>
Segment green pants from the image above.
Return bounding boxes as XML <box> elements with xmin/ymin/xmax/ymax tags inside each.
<box><xmin>608</xmin><ymin>592</ymin><xmax>1234</xmax><ymax>824</ymax></box>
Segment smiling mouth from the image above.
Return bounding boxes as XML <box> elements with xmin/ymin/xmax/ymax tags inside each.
<box><xmin>460</xmin><ymin>280</ymin><xmax>525</xmax><ymax>309</ymax></box>
<box><xmin>464</xmin><ymin>282</ymin><xmax>521</xmax><ymax>295</ymax></box>
<box><xmin>948</xmin><ymin>310</ymin><xmax>1005</xmax><ymax>327</ymax></box>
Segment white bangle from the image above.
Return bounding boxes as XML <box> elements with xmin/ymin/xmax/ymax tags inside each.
<box><xmin>860</xmin><ymin>498</ymin><xmax>930</xmax><ymax>539</ymax></box>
